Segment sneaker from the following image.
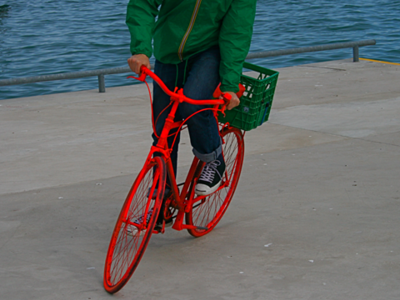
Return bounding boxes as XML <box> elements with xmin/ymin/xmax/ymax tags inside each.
<box><xmin>154</xmin><ymin>217</ymin><xmax>173</xmax><ymax>231</ymax></box>
<box><xmin>126</xmin><ymin>209</ymin><xmax>154</xmax><ymax>237</ymax></box>
<box><xmin>195</xmin><ymin>155</ymin><xmax>226</xmax><ymax>196</ymax></box>
<box><xmin>126</xmin><ymin>208</ymin><xmax>172</xmax><ymax>236</ymax></box>
<box><xmin>154</xmin><ymin>199</ymin><xmax>173</xmax><ymax>231</ymax></box>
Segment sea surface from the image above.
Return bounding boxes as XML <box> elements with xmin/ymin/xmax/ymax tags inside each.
<box><xmin>1</xmin><ymin>0</ymin><xmax>399</xmax><ymax>100</ymax></box>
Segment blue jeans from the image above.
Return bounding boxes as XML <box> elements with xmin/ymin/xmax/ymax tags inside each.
<box><xmin>152</xmin><ymin>46</ymin><xmax>222</xmax><ymax>179</ymax></box>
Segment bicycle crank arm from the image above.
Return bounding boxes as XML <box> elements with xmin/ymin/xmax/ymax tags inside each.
<box><xmin>172</xmin><ymin>222</ymin><xmax>209</xmax><ymax>231</ymax></box>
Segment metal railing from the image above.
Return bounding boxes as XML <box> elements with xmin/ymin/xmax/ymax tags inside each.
<box><xmin>0</xmin><ymin>39</ymin><xmax>376</xmax><ymax>93</ymax></box>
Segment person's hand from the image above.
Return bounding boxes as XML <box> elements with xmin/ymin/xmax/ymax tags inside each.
<box><xmin>221</xmin><ymin>91</ymin><xmax>240</xmax><ymax>110</ymax></box>
<box><xmin>127</xmin><ymin>54</ymin><xmax>151</xmax><ymax>75</ymax></box>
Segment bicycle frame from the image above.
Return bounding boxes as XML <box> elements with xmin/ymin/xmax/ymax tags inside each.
<box><xmin>104</xmin><ymin>65</ymin><xmax>246</xmax><ymax>294</ymax></box>
<box><xmin>132</xmin><ymin>66</ymin><xmax>231</xmax><ymax>233</ymax></box>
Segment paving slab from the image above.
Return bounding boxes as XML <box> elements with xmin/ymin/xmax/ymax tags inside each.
<box><xmin>0</xmin><ymin>59</ymin><xmax>400</xmax><ymax>299</ymax></box>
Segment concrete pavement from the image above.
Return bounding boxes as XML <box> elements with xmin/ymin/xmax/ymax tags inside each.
<box><xmin>1</xmin><ymin>59</ymin><xmax>399</xmax><ymax>299</ymax></box>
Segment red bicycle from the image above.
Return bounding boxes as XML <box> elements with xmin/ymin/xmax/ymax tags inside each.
<box><xmin>103</xmin><ymin>62</ymin><xmax>279</xmax><ymax>293</ymax></box>
<box><xmin>103</xmin><ymin>66</ymin><xmax>245</xmax><ymax>293</ymax></box>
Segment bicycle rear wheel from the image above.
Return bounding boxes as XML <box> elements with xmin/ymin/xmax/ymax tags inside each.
<box><xmin>186</xmin><ymin>126</ymin><xmax>244</xmax><ymax>237</ymax></box>
<box><xmin>104</xmin><ymin>157</ymin><xmax>166</xmax><ymax>293</ymax></box>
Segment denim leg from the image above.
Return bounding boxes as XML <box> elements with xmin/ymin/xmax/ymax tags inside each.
<box><xmin>180</xmin><ymin>47</ymin><xmax>222</xmax><ymax>162</ymax></box>
<box><xmin>152</xmin><ymin>46</ymin><xmax>222</xmax><ymax>178</ymax></box>
<box><xmin>152</xmin><ymin>61</ymin><xmax>183</xmax><ymax>180</ymax></box>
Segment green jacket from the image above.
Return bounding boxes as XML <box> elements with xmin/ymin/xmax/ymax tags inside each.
<box><xmin>126</xmin><ymin>0</ymin><xmax>257</xmax><ymax>93</ymax></box>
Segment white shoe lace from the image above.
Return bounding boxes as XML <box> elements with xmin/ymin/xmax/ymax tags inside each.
<box><xmin>199</xmin><ymin>160</ymin><xmax>222</xmax><ymax>183</ymax></box>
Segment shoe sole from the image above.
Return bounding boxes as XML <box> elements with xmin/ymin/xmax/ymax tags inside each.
<box><xmin>195</xmin><ymin>181</ymin><xmax>221</xmax><ymax>196</ymax></box>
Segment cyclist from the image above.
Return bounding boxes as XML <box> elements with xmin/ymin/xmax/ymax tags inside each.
<box><xmin>126</xmin><ymin>0</ymin><xmax>257</xmax><ymax>196</ymax></box>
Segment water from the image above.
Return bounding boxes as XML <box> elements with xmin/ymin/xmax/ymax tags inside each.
<box><xmin>1</xmin><ymin>0</ymin><xmax>399</xmax><ymax>100</ymax></box>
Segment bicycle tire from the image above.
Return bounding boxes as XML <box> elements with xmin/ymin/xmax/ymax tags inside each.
<box><xmin>103</xmin><ymin>157</ymin><xmax>166</xmax><ymax>293</ymax></box>
<box><xmin>186</xmin><ymin>126</ymin><xmax>244</xmax><ymax>237</ymax></box>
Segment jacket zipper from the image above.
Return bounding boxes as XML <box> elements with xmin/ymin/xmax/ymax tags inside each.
<box><xmin>178</xmin><ymin>0</ymin><xmax>202</xmax><ymax>61</ymax></box>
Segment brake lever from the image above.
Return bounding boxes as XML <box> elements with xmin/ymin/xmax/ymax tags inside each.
<box><xmin>126</xmin><ymin>65</ymin><xmax>148</xmax><ymax>82</ymax></box>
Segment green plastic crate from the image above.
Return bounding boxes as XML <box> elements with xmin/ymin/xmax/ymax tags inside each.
<box><xmin>218</xmin><ymin>62</ymin><xmax>279</xmax><ymax>131</ymax></box>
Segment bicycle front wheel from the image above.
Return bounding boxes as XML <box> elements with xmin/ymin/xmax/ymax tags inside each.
<box><xmin>104</xmin><ymin>157</ymin><xmax>166</xmax><ymax>294</ymax></box>
<box><xmin>186</xmin><ymin>126</ymin><xmax>244</xmax><ymax>237</ymax></box>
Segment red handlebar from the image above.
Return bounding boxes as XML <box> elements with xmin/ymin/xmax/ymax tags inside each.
<box><xmin>128</xmin><ymin>66</ymin><xmax>229</xmax><ymax>107</ymax></box>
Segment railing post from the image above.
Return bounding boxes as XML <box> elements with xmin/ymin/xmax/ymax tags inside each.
<box><xmin>353</xmin><ymin>46</ymin><xmax>359</xmax><ymax>62</ymax></box>
<box><xmin>98</xmin><ymin>74</ymin><xmax>105</xmax><ymax>93</ymax></box>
